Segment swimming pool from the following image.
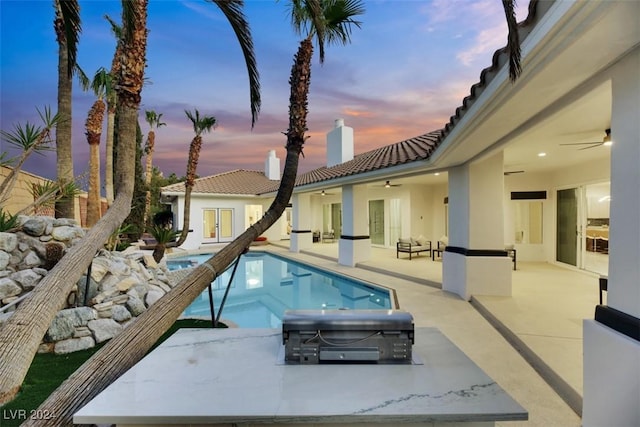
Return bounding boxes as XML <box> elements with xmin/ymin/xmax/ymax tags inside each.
<box><xmin>167</xmin><ymin>251</ymin><xmax>395</xmax><ymax>328</ymax></box>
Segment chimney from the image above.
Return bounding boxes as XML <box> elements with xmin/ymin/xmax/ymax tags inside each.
<box><xmin>264</xmin><ymin>149</ymin><xmax>280</xmax><ymax>180</ymax></box>
<box><xmin>326</xmin><ymin>118</ymin><xmax>354</xmax><ymax>168</ymax></box>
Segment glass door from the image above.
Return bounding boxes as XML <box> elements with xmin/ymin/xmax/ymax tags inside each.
<box><xmin>368</xmin><ymin>200</ymin><xmax>385</xmax><ymax>245</ymax></box>
<box><xmin>203</xmin><ymin>208</ymin><xmax>234</xmax><ymax>243</ymax></box>
<box><xmin>556</xmin><ymin>188</ymin><xmax>578</xmax><ymax>266</ymax></box>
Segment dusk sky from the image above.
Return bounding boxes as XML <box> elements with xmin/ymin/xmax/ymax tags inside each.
<box><xmin>1</xmin><ymin>0</ymin><xmax>528</xmax><ymax>186</ymax></box>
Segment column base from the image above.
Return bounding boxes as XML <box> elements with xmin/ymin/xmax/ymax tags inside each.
<box><xmin>289</xmin><ymin>230</ymin><xmax>313</xmax><ymax>253</ymax></box>
<box><xmin>338</xmin><ymin>238</ymin><xmax>371</xmax><ymax>267</ymax></box>
<box><xmin>442</xmin><ymin>249</ymin><xmax>512</xmax><ymax>300</ymax></box>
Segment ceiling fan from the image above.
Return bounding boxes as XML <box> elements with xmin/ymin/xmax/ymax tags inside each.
<box><xmin>374</xmin><ymin>180</ymin><xmax>401</xmax><ymax>188</ymax></box>
<box><xmin>560</xmin><ymin>128</ymin><xmax>611</xmax><ymax>150</ymax></box>
<box><xmin>315</xmin><ymin>190</ymin><xmax>335</xmax><ymax>196</ymax></box>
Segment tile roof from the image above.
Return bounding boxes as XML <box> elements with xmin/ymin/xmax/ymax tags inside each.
<box><xmin>161</xmin><ymin>169</ymin><xmax>278</xmax><ymax>195</ymax></box>
<box><xmin>288</xmin><ymin>130</ymin><xmax>442</xmax><ymax>189</ymax></box>
<box><xmin>162</xmin><ymin>1</ymin><xmax>550</xmax><ymax>198</ymax></box>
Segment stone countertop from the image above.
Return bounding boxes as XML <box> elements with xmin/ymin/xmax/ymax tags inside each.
<box><xmin>74</xmin><ymin>327</ymin><xmax>527</xmax><ymax>425</ymax></box>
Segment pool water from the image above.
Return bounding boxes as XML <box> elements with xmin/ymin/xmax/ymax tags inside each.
<box><xmin>167</xmin><ymin>252</ymin><xmax>393</xmax><ymax>328</ymax></box>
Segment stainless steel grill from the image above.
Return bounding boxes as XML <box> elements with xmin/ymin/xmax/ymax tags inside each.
<box><xmin>282</xmin><ymin>309</ymin><xmax>414</xmax><ymax>364</ymax></box>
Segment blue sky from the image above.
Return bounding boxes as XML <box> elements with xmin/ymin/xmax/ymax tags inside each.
<box><xmin>0</xmin><ymin>0</ymin><xmax>527</xmax><ymax>183</ymax></box>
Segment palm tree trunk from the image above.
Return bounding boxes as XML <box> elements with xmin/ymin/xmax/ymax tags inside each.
<box><xmin>0</xmin><ymin>0</ymin><xmax>147</xmax><ymax>406</ymax></box>
<box><xmin>25</xmin><ymin>36</ymin><xmax>312</xmax><ymax>426</ymax></box>
<box><xmin>143</xmin><ymin>131</ymin><xmax>154</xmax><ymax>227</ymax></box>
<box><xmin>105</xmin><ymin>109</ymin><xmax>116</xmax><ymax>206</ymax></box>
<box><xmin>54</xmin><ymin>11</ymin><xmax>75</xmax><ymax>220</ymax></box>
<box><xmin>86</xmin><ymin>142</ymin><xmax>101</xmax><ymax>226</ymax></box>
<box><xmin>86</xmin><ymin>100</ymin><xmax>105</xmax><ymax>227</ymax></box>
<box><xmin>175</xmin><ymin>135</ymin><xmax>202</xmax><ymax>247</ymax></box>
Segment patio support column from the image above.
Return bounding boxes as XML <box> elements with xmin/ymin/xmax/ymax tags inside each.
<box><xmin>442</xmin><ymin>151</ymin><xmax>512</xmax><ymax>300</ymax></box>
<box><xmin>583</xmin><ymin>49</ymin><xmax>640</xmax><ymax>427</ymax></box>
<box><xmin>338</xmin><ymin>184</ymin><xmax>370</xmax><ymax>267</ymax></box>
<box><xmin>289</xmin><ymin>193</ymin><xmax>312</xmax><ymax>253</ymax></box>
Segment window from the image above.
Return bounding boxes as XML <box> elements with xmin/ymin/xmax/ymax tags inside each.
<box><xmin>514</xmin><ymin>201</ymin><xmax>543</xmax><ymax>244</ymax></box>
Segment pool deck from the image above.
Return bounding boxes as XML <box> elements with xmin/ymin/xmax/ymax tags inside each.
<box><xmin>165</xmin><ymin>241</ymin><xmax>599</xmax><ymax>426</ymax></box>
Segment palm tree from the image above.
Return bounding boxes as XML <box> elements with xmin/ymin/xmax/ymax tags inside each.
<box><xmin>173</xmin><ymin>109</ymin><xmax>217</xmax><ymax>248</ymax></box>
<box><xmin>0</xmin><ymin>107</ymin><xmax>59</xmax><ymax>207</ymax></box>
<box><xmin>84</xmin><ymin>68</ymin><xmax>111</xmax><ymax>227</ymax></box>
<box><xmin>0</xmin><ymin>0</ymin><xmax>148</xmax><ymax>408</ymax></box>
<box><xmin>104</xmin><ymin>15</ymin><xmax>123</xmax><ymax>207</ymax></box>
<box><xmin>143</xmin><ymin>110</ymin><xmax>166</xmax><ymax>227</ymax></box>
<box><xmin>53</xmin><ymin>0</ymin><xmax>81</xmax><ymax>219</ymax></box>
<box><xmin>23</xmin><ymin>2</ymin><xmax>362</xmax><ymax>424</ymax></box>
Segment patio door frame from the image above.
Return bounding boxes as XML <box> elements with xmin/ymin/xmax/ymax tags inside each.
<box><xmin>203</xmin><ymin>208</ymin><xmax>234</xmax><ymax>243</ymax></box>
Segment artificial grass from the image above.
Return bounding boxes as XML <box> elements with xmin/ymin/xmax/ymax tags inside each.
<box><xmin>0</xmin><ymin>318</ymin><xmax>220</xmax><ymax>426</ymax></box>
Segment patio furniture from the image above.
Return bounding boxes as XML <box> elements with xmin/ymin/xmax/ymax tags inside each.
<box><xmin>433</xmin><ymin>237</ymin><xmax>448</xmax><ymax>261</ymax></box>
<box><xmin>322</xmin><ymin>230</ymin><xmax>335</xmax><ymax>243</ymax></box>
<box><xmin>312</xmin><ymin>231</ymin><xmax>320</xmax><ymax>243</ymax></box>
<box><xmin>397</xmin><ymin>236</ymin><xmax>432</xmax><ymax>260</ymax></box>
<box><xmin>599</xmin><ymin>275</ymin><xmax>608</xmax><ymax>305</ymax></box>
<box><xmin>505</xmin><ymin>245</ymin><xmax>517</xmax><ymax>270</ymax></box>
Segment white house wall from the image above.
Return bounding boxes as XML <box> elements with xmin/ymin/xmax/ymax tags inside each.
<box><xmin>170</xmin><ymin>195</ymin><xmax>285</xmax><ymax>251</ymax></box>
<box><xmin>503</xmin><ymin>156</ymin><xmax>610</xmax><ymax>263</ymax></box>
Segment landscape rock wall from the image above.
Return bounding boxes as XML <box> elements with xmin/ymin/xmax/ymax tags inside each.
<box><xmin>0</xmin><ymin>216</ymin><xmax>183</xmax><ymax>354</ymax></box>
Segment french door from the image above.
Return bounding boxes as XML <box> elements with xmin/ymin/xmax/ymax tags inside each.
<box><xmin>369</xmin><ymin>200</ymin><xmax>385</xmax><ymax>245</ymax></box>
<box><xmin>203</xmin><ymin>208</ymin><xmax>234</xmax><ymax>243</ymax></box>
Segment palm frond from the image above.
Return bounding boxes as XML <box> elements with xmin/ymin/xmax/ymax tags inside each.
<box><xmin>210</xmin><ymin>0</ymin><xmax>261</xmax><ymax>128</ymax></box>
<box><xmin>58</xmin><ymin>0</ymin><xmax>81</xmax><ymax>77</ymax></box>
<box><xmin>91</xmin><ymin>67</ymin><xmax>111</xmax><ymax>98</ymax></box>
<box><xmin>502</xmin><ymin>0</ymin><xmax>521</xmax><ymax>81</ymax></box>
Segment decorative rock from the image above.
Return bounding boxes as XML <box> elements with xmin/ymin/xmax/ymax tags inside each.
<box><xmin>126</xmin><ymin>294</ymin><xmax>146</xmax><ymax>316</ymax></box>
<box><xmin>142</xmin><ymin>254</ymin><xmax>158</xmax><ymax>269</ymax></box>
<box><xmin>88</xmin><ymin>318</ymin><xmax>123</xmax><ymax>343</ymax></box>
<box><xmin>0</xmin><ymin>251</ymin><xmax>10</xmax><ymax>270</ymax></box>
<box><xmin>76</xmin><ymin>276</ymin><xmax>99</xmax><ymax>305</ymax></box>
<box><xmin>105</xmin><ymin>294</ymin><xmax>129</xmax><ymax>305</ymax></box>
<box><xmin>39</xmin><ymin>235</ymin><xmax>53</xmax><ymax>242</ymax></box>
<box><xmin>51</xmin><ymin>225</ymin><xmax>84</xmax><ymax>242</ymax></box>
<box><xmin>55</xmin><ymin>336</ymin><xmax>95</xmax><ymax>354</ymax></box>
<box><xmin>67</xmin><ymin>306</ymin><xmax>97</xmax><ymax>326</ymax></box>
<box><xmin>22</xmin><ymin>217</ymin><xmax>48</xmax><ymax>236</ymax></box>
<box><xmin>74</xmin><ymin>326</ymin><xmax>93</xmax><ymax>338</ymax></box>
<box><xmin>93</xmin><ymin>301</ymin><xmax>114</xmax><ymax>311</ymax></box>
<box><xmin>111</xmin><ymin>304</ymin><xmax>132</xmax><ymax>322</ymax></box>
<box><xmin>89</xmin><ymin>258</ymin><xmax>110</xmax><ymax>283</ymax></box>
<box><xmin>0</xmin><ymin>311</ymin><xmax>13</xmax><ymax>325</ymax></box>
<box><xmin>145</xmin><ymin>285</ymin><xmax>165</xmax><ymax>307</ymax></box>
<box><xmin>0</xmin><ymin>278</ymin><xmax>21</xmax><ymax>299</ymax></box>
<box><xmin>91</xmin><ymin>288</ymin><xmax>120</xmax><ymax>305</ymax></box>
<box><xmin>97</xmin><ymin>308</ymin><xmax>113</xmax><ymax>318</ymax></box>
<box><xmin>52</xmin><ymin>218</ymin><xmax>78</xmax><ymax>227</ymax></box>
<box><xmin>46</xmin><ymin>312</ymin><xmax>76</xmax><ymax>341</ymax></box>
<box><xmin>10</xmin><ymin>269</ymin><xmax>42</xmax><ymax>290</ymax></box>
<box><xmin>38</xmin><ymin>343</ymin><xmax>55</xmax><ymax>354</ymax></box>
<box><xmin>116</xmin><ymin>277</ymin><xmax>138</xmax><ymax>292</ymax></box>
<box><xmin>22</xmin><ymin>250</ymin><xmax>41</xmax><ymax>268</ymax></box>
<box><xmin>0</xmin><ymin>232</ymin><xmax>18</xmax><ymax>252</ymax></box>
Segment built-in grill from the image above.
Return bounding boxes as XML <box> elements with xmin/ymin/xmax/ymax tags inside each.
<box><xmin>282</xmin><ymin>309</ymin><xmax>414</xmax><ymax>364</ymax></box>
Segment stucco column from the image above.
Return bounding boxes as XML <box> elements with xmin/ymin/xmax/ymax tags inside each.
<box><xmin>443</xmin><ymin>151</ymin><xmax>512</xmax><ymax>300</ymax></box>
<box><xmin>290</xmin><ymin>193</ymin><xmax>312</xmax><ymax>252</ymax></box>
<box><xmin>583</xmin><ymin>49</ymin><xmax>640</xmax><ymax>427</ymax></box>
<box><xmin>338</xmin><ymin>184</ymin><xmax>370</xmax><ymax>267</ymax></box>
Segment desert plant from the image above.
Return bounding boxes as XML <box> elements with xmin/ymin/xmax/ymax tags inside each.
<box><xmin>148</xmin><ymin>225</ymin><xmax>179</xmax><ymax>263</ymax></box>
<box><xmin>0</xmin><ymin>210</ymin><xmax>20</xmax><ymax>232</ymax></box>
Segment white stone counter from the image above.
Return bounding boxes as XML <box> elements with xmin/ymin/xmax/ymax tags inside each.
<box><xmin>74</xmin><ymin>328</ymin><xmax>527</xmax><ymax>426</ymax></box>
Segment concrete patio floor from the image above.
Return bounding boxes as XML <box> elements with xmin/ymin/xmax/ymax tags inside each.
<box><xmin>260</xmin><ymin>241</ymin><xmax>601</xmax><ymax>426</ymax></box>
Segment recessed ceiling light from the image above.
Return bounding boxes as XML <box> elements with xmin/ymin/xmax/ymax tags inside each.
<box><xmin>434</xmin><ymin>172</ymin><xmax>440</xmax><ymax>176</ymax></box>
<box><xmin>538</xmin><ymin>152</ymin><xmax>547</xmax><ymax>157</ymax></box>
